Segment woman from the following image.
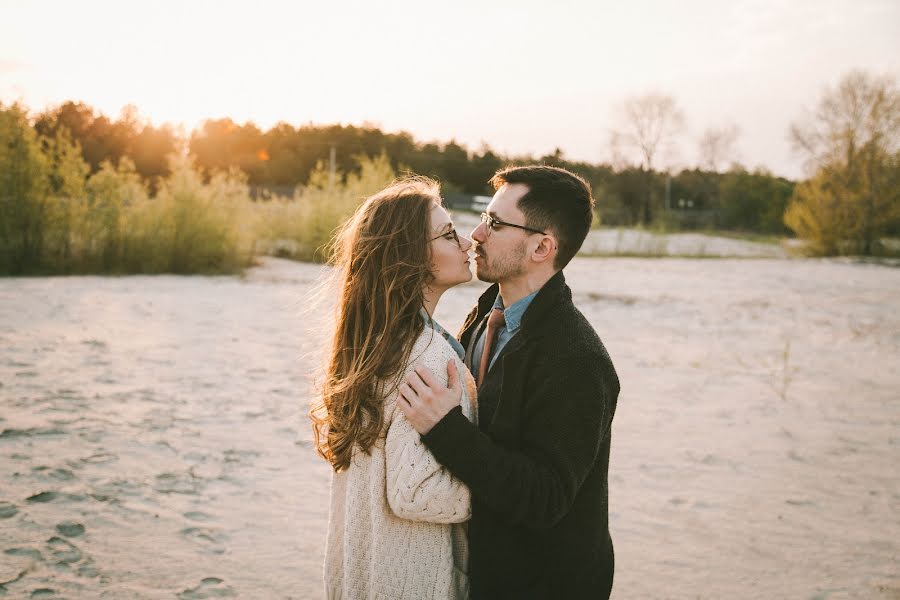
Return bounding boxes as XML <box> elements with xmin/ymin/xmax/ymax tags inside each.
<box><xmin>310</xmin><ymin>177</ymin><xmax>476</xmax><ymax>599</ymax></box>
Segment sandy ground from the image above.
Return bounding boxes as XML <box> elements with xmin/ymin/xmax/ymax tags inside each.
<box><xmin>1</xmin><ymin>256</ymin><xmax>898</xmax><ymax>599</ymax></box>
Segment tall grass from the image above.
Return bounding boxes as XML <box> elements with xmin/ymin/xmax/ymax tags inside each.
<box><xmin>1</xmin><ymin>103</ymin><xmax>398</xmax><ymax>275</ymax></box>
<box><xmin>121</xmin><ymin>157</ymin><xmax>255</xmax><ymax>274</ymax></box>
<box><xmin>253</xmin><ymin>153</ymin><xmax>396</xmax><ymax>262</ymax></box>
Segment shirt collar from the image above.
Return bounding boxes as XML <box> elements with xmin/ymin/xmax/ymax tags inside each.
<box><xmin>492</xmin><ymin>289</ymin><xmax>539</xmax><ymax>333</ymax></box>
<box><xmin>420</xmin><ymin>308</ymin><xmax>465</xmax><ymax>359</ymax></box>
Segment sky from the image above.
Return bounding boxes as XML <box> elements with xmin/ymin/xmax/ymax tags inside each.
<box><xmin>1</xmin><ymin>0</ymin><xmax>898</xmax><ymax>179</ymax></box>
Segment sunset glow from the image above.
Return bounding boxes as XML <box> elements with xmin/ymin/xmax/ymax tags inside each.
<box><xmin>1</xmin><ymin>0</ymin><xmax>898</xmax><ymax>177</ymax></box>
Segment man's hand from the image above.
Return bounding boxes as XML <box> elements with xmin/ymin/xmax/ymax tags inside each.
<box><xmin>397</xmin><ymin>360</ymin><xmax>461</xmax><ymax>435</ymax></box>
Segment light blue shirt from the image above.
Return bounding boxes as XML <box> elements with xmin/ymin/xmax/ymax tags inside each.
<box><xmin>470</xmin><ymin>290</ymin><xmax>539</xmax><ymax>375</ymax></box>
<box><xmin>420</xmin><ymin>308</ymin><xmax>465</xmax><ymax>360</ymax></box>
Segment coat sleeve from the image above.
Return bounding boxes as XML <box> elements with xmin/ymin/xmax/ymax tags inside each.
<box><xmin>384</xmin><ymin>352</ymin><xmax>472</xmax><ymax>524</ymax></box>
<box><xmin>421</xmin><ymin>350</ymin><xmax>612</xmax><ymax>530</ymax></box>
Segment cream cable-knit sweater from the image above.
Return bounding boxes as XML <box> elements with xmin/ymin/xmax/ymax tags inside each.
<box><xmin>324</xmin><ymin>327</ymin><xmax>477</xmax><ymax>600</ymax></box>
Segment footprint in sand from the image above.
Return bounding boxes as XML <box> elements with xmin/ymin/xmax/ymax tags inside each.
<box><xmin>77</xmin><ymin>452</ymin><xmax>118</xmax><ymax>465</ymax></box>
<box><xmin>0</xmin><ymin>427</ymin><xmax>65</xmax><ymax>439</ymax></box>
<box><xmin>81</xmin><ymin>339</ymin><xmax>108</xmax><ymax>350</ymax></box>
<box><xmin>46</xmin><ymin>536</ymin><xmax>82</xmax><ymax>565</ymax></box>
<box><xmin>179</xmin><ymin>527</ymin><xmax>228</xmax><ymax>555</ymax></box>
<box><xmin>26</xmin><ymin>491</ymin><xmax>86</xmax><ymax>504</ymax></box>
<box><xmin>76</xmin><ymin>560</ymin><xmax>100</xmax><ymax>578</ymax></box>
<box><xmin>55</xmin><ymin>522</ymin><xmax>85</xmax><ymax>538</ymax></box>
<box><xmin>32</xmin><ymin>466</ymin><xmax>75</xmax><ymax>482</ymax></box>
<box><xmin>4</xmin><ymin>548</ymin><xmax>43</xmax><ymax>561</ymax></box>
<box><xmin>222</xmin><ymin>448</ymin><xmax>260</xmax><ymax>464</ymax></box>
<box><xmin>183</xmin><ymin>511</ymin><xmax>214</xmax><ymax>522</ymax></box>
<box><xmin>0</xmin><ymin>501</ymin><xmax>18</xmax><ymax>519</ymax></box>
<box><xmin>177</xmin><ymin>577</ymin><xmax>236</xmax><ymax>599</ymax></box>
<box><xmin>29</xmin><ymin>589</ymin><xmax>56</xmax><ymax>598</ymax></box>
<box><xmin>155</xmin><ymin>472</ymin><xmax>202</xmax><ymax>495</ymax></box>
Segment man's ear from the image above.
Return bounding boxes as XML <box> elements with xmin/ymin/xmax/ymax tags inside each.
<box><xmin>531</xmin><ymin>234</ymin><xmax>557</xmax><ymax>264</ymax></box>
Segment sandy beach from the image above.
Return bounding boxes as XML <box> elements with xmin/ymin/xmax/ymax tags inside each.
<box><xmin>1</xmin><ymin>256</ymin><xmax>898</xmax><ymax>599</ymax></box>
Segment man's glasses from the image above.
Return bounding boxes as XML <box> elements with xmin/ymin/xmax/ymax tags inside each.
<box><xmin>430</xmin><ymin>227</ymin><xmax>463</xmax><ymax>248</ymax></box>
<box><xmin>480</xmin><ymin>212</ymin><xmax>547</xmax><ymax>236</ymax></box>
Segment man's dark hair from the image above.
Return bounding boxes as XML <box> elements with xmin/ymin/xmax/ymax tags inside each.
<box><xmin>489</xmin><ymin>165</ymin><xmax>594</xmax><ymax>270</ymax></box>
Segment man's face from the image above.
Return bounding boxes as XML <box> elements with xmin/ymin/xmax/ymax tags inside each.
<box><xmin>470</xmin><ymin>183</ymin><xmax>532</xmax><ymax>284</ymax></box>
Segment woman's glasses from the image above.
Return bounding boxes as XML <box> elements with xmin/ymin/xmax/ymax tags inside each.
<box><xmin>430</xmin><ymin>227</ymin><xmax>462</xmax><ymax>248</ymax></box>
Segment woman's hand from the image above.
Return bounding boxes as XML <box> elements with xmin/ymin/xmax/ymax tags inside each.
<box><xmin>397</xmin><ymin>360</ymin><xmax>461</xmax><ymax>435</ymax></box>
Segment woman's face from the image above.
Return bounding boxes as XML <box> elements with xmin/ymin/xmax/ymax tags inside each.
<box><xmin>429</xmin><ymin>204</ymin><xmax>472</xmax><ymax>290</ymax></box>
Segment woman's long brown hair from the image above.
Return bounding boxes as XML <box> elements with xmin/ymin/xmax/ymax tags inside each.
<box><xmin>310</xmin><ymin>178</ymin><xmax>440</xmax><ymax>471</ymax></box>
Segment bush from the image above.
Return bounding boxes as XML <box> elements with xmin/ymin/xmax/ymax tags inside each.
<box><xmin>129</xmin><ymin>156</ymin><xmax>254</xmax><ymax>274</ymax></box>
<box><xmin>0</xmin><ymin>101</ymin><xmax>257</xmax><ymax>275</ymax></box>
<box><xmin>81</xmin><ymin>158</ymin><xmax>147</xmax><ymax>271</ymax></box>
<box><xmin>787</xmin><ymin>71</ymin><xmax>900</xmax><ymax>255</ymax></box>
<box><xmin>785</xmin><ymin>161</ymin><xmax>900</xmax><ymax>256</ymax></box>
<box><xmin>253</xmin><ymin>153</ymin><xmax>396</xmax><ymax>262</ymax></box>
<box><xmin>0</xmin><ymin>103</ymin><xmax>89</xmax><ymax>274</ymax></box>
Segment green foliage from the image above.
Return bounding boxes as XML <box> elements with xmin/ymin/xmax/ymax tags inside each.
<box><xmin>785</xmin><ymin>155</ymin><xmax>900</xmax><ymax>256</ymax></box>
<box><xmin>0</xmin><ymin>100</ymin><xmax>255</xmax><ymax>275</ymax></box>
<box><xmin>34</xmin><ymin>101</ymin><xmax>178</xmax><ymax>180</ymax></box>
<box><xmin>42</xmin><ymin>128</ymin><xmax>89</xmax><ymax>198</ymax></box>
<box><xmin>129</xmin><ymin>156</ymin><xmax>253</xmax><ymax>274</ymax></box>
<box><xmin>786</xmin><ymin>70</ymin><xmax>900</xmax><ymax>255</ymax></box>
<box><xmin>83</xmin><ymin>158</ymin><xmax>148</xmax><ymax>271</ymax></box>
<box><xmin>253</xmin><ymin>153</ymin><xmax>397</xmax><ymax>262</ymax></box>
<box><xmin>1</xmin><ymin>99</ymin><xmax>394</xmax><ymax>274</ymax></box>
<box><xmin>719</xmin><ymin>168</ymin><xmax>794</xmax><ymax>233</ymax></box>
<box><xmin>594</xmin><ymin>167</ymin><xmax>662</xmax><ymax>227</ymax></box>
<box><xmin>17</xmin><ymin>92</ymin><xmax>881</xmax><ymax>273</ymax></box>
<box><xmin>189</xmin><ymin>119</ymin><xmax>508</xmax><ymax>195</ymax></box>
<box><xmin>784</xmin><ymin>171</ymin><xmax>855</xmax><ymax>255</ymax></box>
<box><xmin>8</xmin><ymin>98</ymin><xmax>804</xmax><ymax>244</ymax></box>
<box><xmin>39</xmin><ymin>129</ymin><xmax>91</xmax><ymax>271</ymax></box>
<box><xmin>0</xmin><ymin>102</ymin><xmax>94</xmax><ymax>274</ymax></box>
<box><xmin>1</xmin><ymin>103</ymin><xmax>50</xmax><ymax>273</ymax></box>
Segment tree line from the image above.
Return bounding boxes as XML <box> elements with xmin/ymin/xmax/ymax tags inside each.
<box><xmin>1</xmin><ymin>99</ymin><xmax>407</xmax><ymax>274</ymax></box>
<box><xmin>2</xmin><ymin>68</ymin><xmax>898</xmax><ymax>275</ymax></box>
<box><xmin>20</xmin><ymin>98</ymin><xmax>799</xmax><ymax>234</ymax></box>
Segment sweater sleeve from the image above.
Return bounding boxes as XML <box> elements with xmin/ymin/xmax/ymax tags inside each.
<box><xmin>421</xmin><ymin>351</ymin><xmax>610</xmax><ymax>530</ymax></box>
<box><xmin>385</xmin><ymin>400</ymin><xmax>472</xmax><ymax>524</ymax></box>
<box><xmin>383</xmin><ymin>342</ymin><xmax>472</xmax><ymax>524</ymax></box>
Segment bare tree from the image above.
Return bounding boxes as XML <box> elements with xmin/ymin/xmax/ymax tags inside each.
<box><xmin>610</xmin><ymin>92</ymin><xmax>685</xmax><ymax>223</ymax></box>
<box><xmin>613</xmin><ymin>92</ymin><xmax>685</xmax><ymax>170</ymax></box>
<box><xmin>698</xmin><ymin>124</ymin><xmax>740</xmax><ymax>172</ymax></box>
<box><xmin>791</xmin><ymin>70</ymin><xmax>900</xmax><ymax>172</ymax></box>
<box><xmin>786</xmin><ymin>70</ymin><xmax>900</xmax><ymax>255</ymax></box>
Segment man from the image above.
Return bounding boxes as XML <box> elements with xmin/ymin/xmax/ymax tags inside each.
<box><xmin>397</xmin><ymin>165</ymin><xmax>620</xmax><ymax>599</ymax></box>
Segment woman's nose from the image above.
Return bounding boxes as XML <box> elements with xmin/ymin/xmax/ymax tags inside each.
<box><xmin>460</xmin><ymin>235</ymin><xmax>473</xmax><ymax>251</ymax></box>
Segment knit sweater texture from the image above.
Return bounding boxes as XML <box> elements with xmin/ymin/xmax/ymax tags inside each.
<box><xmin>324</xmin><ymin>327</ymin><xmax>477</xmax><ymax>600</ymax></box>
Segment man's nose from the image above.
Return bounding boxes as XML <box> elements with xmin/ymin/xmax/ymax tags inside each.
<box><xmin>471</xmin><ymin>222</ymin><xmax>487</xmax><ymax>243</ymax></box>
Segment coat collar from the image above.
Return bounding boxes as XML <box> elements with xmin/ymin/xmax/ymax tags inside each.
<box><xmin>461</xmin><ymin>270</ymin><xmax>568</xmax><ymax>344</ymax></box>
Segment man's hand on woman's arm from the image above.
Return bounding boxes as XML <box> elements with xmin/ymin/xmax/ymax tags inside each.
<box><xmin>397</xmin><ymin>360</ymin><xmax>461</xmax><ymax>435</ymax></box>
